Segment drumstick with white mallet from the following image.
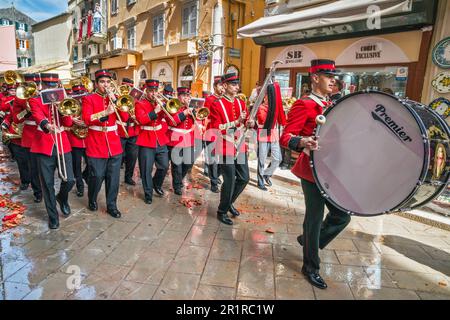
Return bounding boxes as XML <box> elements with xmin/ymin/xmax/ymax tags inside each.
<box><xmin>312</xmin><ymin>115</ymin><xmax>326</xmax><ymax>150</ymax></box>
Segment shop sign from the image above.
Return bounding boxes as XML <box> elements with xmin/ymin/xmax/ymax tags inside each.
<box><xmin>395</xmin><ymin>67</ymin><xmax>408</xmax><ymax>81</ymax></box>
<box><xmin>275</xmin><ymin>45</ymin><xmax>317</xmax><ymax>68</ymax></box>
<box><xmin>229</xmin><ymin>48</ymin><xmax>241</xmax><ymax>58</ymax></box>
<box><xmin>336</xmin><ymin>37</ymin><xmax>409</xmax><ymax>65</ymax></box>
<box><xmin>199</xmin><ymin>51</ymin><xmax>209</xmax><ymax>66</ymax></box>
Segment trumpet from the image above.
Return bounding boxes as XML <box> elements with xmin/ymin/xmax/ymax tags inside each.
<box><xmin>105</xmin><ymin>80</ymin><xmax>132</xmax><ymax>138</ymax></box>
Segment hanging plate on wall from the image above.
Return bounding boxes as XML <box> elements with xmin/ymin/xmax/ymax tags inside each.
<box><xmin>431</xmin><ymin>72</ymin><xmax>450</xmax><ymax>94</ymax></box>
<box><xmin>432</xmin><ymin>37</ymin><xmax>450</xmax><ymax>69</ymax></box>
<box><xmin>429</xmin><ymin>97</ymin><xmax>450</xmax><ymax>120</ymax></box>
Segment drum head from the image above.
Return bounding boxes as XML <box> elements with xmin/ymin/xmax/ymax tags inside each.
<box><xmin>312</xmin><ymin>92</ymin><xmax>427</xmax><ymax>216</ymax></box>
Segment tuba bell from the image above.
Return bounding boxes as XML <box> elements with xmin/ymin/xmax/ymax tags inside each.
<box><xmin>166</xmin><ymin>98</ymin><xmax>182</xmax><ymax>114</ymax></box>
<box><xmin>4</xmin><ymin>70</ymin><xmax>23</xmax><ymax>85</ymax></box>
<box><xmin>194</xmin><ymin>107</ymin><xmax>210</xmax><ymax>121</ymax></box>
<box><xmin>59</xmin><ymin>98</ymin><xmax>81</xmax><ymax>117</ymax></box>
<box><xmin>16</xmin><ymin>81</ymin><xmax>37</xmax><ymax>100</ymax></box>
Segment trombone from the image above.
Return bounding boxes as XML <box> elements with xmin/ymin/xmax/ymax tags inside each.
<box><xmin>50</xmin><ymin>100</ymin><xmax>68</xmax><ymax>181</ymax></box>
<box><xmin>104</xmin><ymin>80</ymin><xmax>134</xmax><ymax>138</ymax></box>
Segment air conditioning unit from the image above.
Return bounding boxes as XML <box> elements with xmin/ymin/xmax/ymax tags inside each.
<box><xmin>88</xmin><ymin>44</ymin><xmax>98</xmax><ymax>56</ymax></box>
<box><xmin>112</xmin><ymin>37</ymin><xmax>122</xmax><ymax>49</ymax></box>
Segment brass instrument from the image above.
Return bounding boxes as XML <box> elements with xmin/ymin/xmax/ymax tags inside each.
<box><xmin>70</xmin><ymin>76</ymin><xmax>94</xmax><ymax>93</ymax></box>
<box><xmin>151</xmin><ymin>93</ymin><xmax>177</xmax><ymax>126</ymax></box>
<box><xmin>194</xmin><ymin>107</ymin><xmax>210</xmax><ymax>121</ymax></box>
<box><xmin>4</xmin><ymin>70</ymin><xmax>23</xmax><ymax>85</ymax></box>
<box><xmin>1</xmin><ymin>123</ymin><xmax>23</xmax><ymax>144</ymax></box>
<box><xmin>166</xmin><ymin>98</ymin><xmax>182</xmax><ymax>114</ymax></box>
<box><xmin>16</xmin><ymin>81</ymin><xmax>38</xmax><ymax>119</ymax></box>
<box><xmin>50</xmin><ymin>101</ymin><xmax>68</xmax><ymax>181</ymax></box>
<box><xmin>237</xmin><ymin>93</ymin><xmax>248</xmax><ymax>104</ymax></box>
<box><xmin>104</xmin><ymin>80</ymin><xmax>131</xmax><ymax>138</ymax></box>
<box><xmin>59</xmin><ymin>98</ymin><xmax>88</xmax><ymax>139</ymax></box>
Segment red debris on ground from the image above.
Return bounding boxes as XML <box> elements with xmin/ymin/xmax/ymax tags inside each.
<box><xmin>180</xmin><ymin>198</ymin><xmax>202</xmax><ymax>208</ymax></box>
<box><xmin>186</xmin><ymin>183</ymin><xmax>205</xmax><ymax>190</ymax></box>
<box><xmin>0</xmin><ymin>194</ymin><xmax>26</xmax><ymax>233</ymax></box>
<box><xmin>265</xmin><ymin>228</ymin><xmax>275</xmax><ymax>233</ymax></box>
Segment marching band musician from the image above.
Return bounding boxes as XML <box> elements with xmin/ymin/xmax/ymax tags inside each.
<box><xmin>135</xmin><ymin>79</ymin><xmax>185</xmax><ymax>204</ymax></box>
<box><xmin>280</xmin><ymin>59</ymin><xmax>351</xmax><ymax>289</ymax></box>
<box><xmin>118</xmin><ymin>77</ymin><xmax>140</xmax><ymax>186</ymax></box>
<box><xmin>67</xmin><ymin>83</ymin><xmax>89</xmax><ymax>197</ymax></box>
<box><xmin>202</xmin><ymin>75</ymin><xmax>224</xmax><ymax>193</ymax></box>
<box><xmin>209</xmin><ymin>73</ymin><xmax>253</xmax><ymax>225</ymax></box>
<box><xmin>1</xmin><ymin>83</ymin><xmax>32</xmax><ymax>191</ymax></box>
<box><xmin>0</xmin><ymin>83</ymin><xmax>18</xmax><ymax>158</ymax></box>
<box><xmin>81</xmin><ymin>69</ymin><xmax>129</xmax><ymax>218</ymax></box>
<box><xmin>13</xmin><ymin>73</ymin><xmax>43</xmax><ymax>203</ymax></box>
<box><xmin>162</xmin><ymin>84</ymin><xmax>174</xmax><ymax>99</ymax></box>
<box><xmin>166</xmin><ymin>87</ymin><xmax>196</xmax><ymax>195</ymax></box>
<box><xmin>29</xmin><ymin>73</ymin><xmax>75</xmax><ymax>230</ymax></box>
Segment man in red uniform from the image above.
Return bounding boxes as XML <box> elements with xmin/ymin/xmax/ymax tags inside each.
<box><xmin>280</xmin><ymin>59</ymin><xmax>351</xmax><ymax>289</ymax></box>
<box><xmin>162</xmin><ymin>85</ymin><xmax>174</xmax><ymax>99</ymax></box>
<box><xmin>67</xmin><ymin>84</ymin><xmax>89</xmax><ymax>197</ymax></box>
<box><xmin>0</xmin><ymin>83</ymin><xmax>18</xmax><ymax>159</ymax></box>
<box><xmin>118</xmin><ymin>77</ymin><xmax>139</xmax><ymax>186</ymax></box>
<box><xmin>13</xmin><ymin>73</ymin><xmax>43</xmax><ymax>203</ymax></box>
<box><xmin>135</xmin><ymin>79</ymin><xmax>187</xmax><ymax>203</ymax></box>
<box><xmin>82</xmin><ymin>69</ymin><xmax>129</xmax><ymax>218</ymax></box>
<box><xmin>202</xmin><ymin>75</ymin><xmax>224</xmax><ymax>193</ymax></box>
<box><xmin>256</xmin><ymin>94</ymin><xmax>286</xmax><ymax>190</ymax></box>
<box><xmin>167</xmin><ymin>87</ymin><xmax>195</xmax><ymax>195</ymax></box>
<box><xmin>29</xmin><ymin>73</ymin><xmax>75</xmax><ymax>229</ymax></box>
<box><xmin>209</xmin><ymin>73</ymin><xmax>253</xmax><ymax>225</ymax></box>
<box><xmin>1</xmin><ymin>83</ymin><xmax>32</xmax><ymax>190</ymax></box>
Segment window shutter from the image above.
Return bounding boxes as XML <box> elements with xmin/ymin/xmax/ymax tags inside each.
<box><xmin>16</xmin><ymin>39</ymin><xmax>19</xmax><ymax>49</ymax></box>
<box><xmin>15</xmin><ymin>21</ymin><xmax>19</xmax><ymax>29</ymax></box>
<box><xmin>24</xmin><ymin>24</ymin><xmax>28</xmax><ymax>32</ymax></box>
<box><xmin>28</xmin><ymin>58</ymin><xmax>31</xmax><ymax>66</ymax></box>
<box><xmin>17</xmin><ymin>57</ymin><xmax>21</xmax><ymax>68</ymax></box>
<box><xmin>0</xmin><ymin>19</ymin><xmax>3</xmax><ymax>25</ymax></box>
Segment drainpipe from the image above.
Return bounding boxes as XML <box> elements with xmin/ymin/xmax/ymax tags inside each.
<box><xmin>212</xmin><ymin>1</ymin><xmax>224</xmax><ymax>89</ymax></box>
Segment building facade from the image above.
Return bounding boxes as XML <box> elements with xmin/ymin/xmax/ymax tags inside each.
<box><xmin>0</xmin><ymin>6</ymin><xmax>36</xmax><ymax>69</ymax></box>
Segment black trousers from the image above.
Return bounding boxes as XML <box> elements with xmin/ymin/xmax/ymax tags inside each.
<box><xmin>87</xmin><ymin>154</ymin><xmax>122</xmax><ymax>211</ymax></box>
<box><xmin>71</xmin><ymin>147</ymin><xmax>88</xmax><ymax>192</ymax></box>
<box><xmin>24</xmin><ymin>147</ymin><xmax>42</xmax><ymax>197</ymax></box>
<box><xmin>9</xmin><ymin>143</ymin><xmax>30</xmax><ymax>185</ymax></box>
<box><xmin>120</xmin><ymin>136</ymin><xmax>139</xmax><ymax>182</ymax></box>
<box><xmin>168</xmin><ymin>146</ymin><xmax>194</xmax><ymax>190</ymax></box>
<box><xmin>36</xmin><ymin>149</ymin><xmax>75</xmax><ymax>223</ymax></box>
<box><xmin>217</xmin><ymin>154</ymin><xmax>250</xmax><ymax>215</ymax></box>
<box><xmin>138</xmin><ymin>144</ymin><xmax>169</xmax><ymax>201</ymax></box>
<box><xmin>301</xmin><ymin>179</ymin><xmax>351</xmax><ymax>273</ymax></box>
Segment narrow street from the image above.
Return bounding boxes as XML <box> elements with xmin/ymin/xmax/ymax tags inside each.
<box><xmin>1</xmin><ymin>145</ymin><xmax>449</xmax><ymax>300</ymax></box>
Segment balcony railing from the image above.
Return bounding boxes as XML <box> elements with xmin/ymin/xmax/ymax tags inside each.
<box><xmin>77</xmin><ymin>13</ymin><xmax>107</xmax><ymax>44</ymax></box>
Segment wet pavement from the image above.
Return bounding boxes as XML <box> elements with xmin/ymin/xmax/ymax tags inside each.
<box><xmin>0</xmin><ymin>147</ymin><xmax>449</xmax><ymax>300</ymax></box>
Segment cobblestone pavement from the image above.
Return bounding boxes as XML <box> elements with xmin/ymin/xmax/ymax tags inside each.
<box><xmin>0</xmin><ymin>150</ymin><xmax>449</xmax><ymax>300</ymax></box>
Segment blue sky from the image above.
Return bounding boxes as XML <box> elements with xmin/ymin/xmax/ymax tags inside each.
<box><xmin>0</xmin><ymin>0</ymin><xmax>68</xmax><ymax>22</ymax></box>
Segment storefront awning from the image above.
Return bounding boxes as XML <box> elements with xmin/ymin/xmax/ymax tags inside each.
<box><xmin>237</xmin><ymin>0</ymin><xmax>412</xmax><ymax>39</ymax></box>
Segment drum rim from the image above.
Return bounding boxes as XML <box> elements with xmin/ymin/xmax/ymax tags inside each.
<box><xmin>311</xmin><ymin>90</ymin><xmax>429</xmax><ymax>216</ymax></box>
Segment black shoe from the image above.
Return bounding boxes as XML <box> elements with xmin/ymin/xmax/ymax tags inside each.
<box><xmin>76</xmin><ymin>190</ymin><xmax>84</xmax><ymax>197</ymax></box>
<box><xmin>263</xmin><ymin>176</ymin><xmax>272</xmax><ymax>187</ymax></box>
<box><xmin>107</xmin><ymin>209</ymin><xmax>122</xmax><ymax>218</ymax></box>
<box><xmin>88</xmin><ymin>201</ymin><xmax>98</xmax><ymax>211</ymax></box>
<box><xmin>34</xmin><ymin>194</ymin><xmax>42</xmax><ymax>203</ymax></box>
<box><xmin>302</xmin><ymin>268</ymin><xmax>327</xmax><ymax>289</ymax></box>
<box><xmin>217</xmin><ymin>213</ymin><xmax>233</xmax><ymax>225</ymax></box>
<box><xmin>211</xmin><ymin>185</ymin><xmax>219</xmax><ymax>193</ymax></box>
<box><xmin>20</xmin><ymin>183</ymin><xmax>29</xmax><ymax>191</ymax></box>
<box><xmin>297</xmin><ymin>235</ymin><xmax>304</xmax><ymax>246</ymax></box>
<box><xmin>56</xmin><ymin>194</ymin><xmax>71</xmax><ymax>217</ymax></box>
<box><xmin>257</xmin><ymin>184</ymin><xmax>268</xmax><ymax>191</ymax></box>
<box><xmin>174</xmin><ymin>188</ymin><xmax>182</xmax><ymax>195</ymax></box>
<box><xmin>153</xmin><ymin>186</ymin><xmax>164</xmax><ymax>196</ymax></box>
<box><xmin>229</xmin><ymin>205</ymin><xmax>240</xmax><ymax>217</ymax></box>
<box><xmin>48</xmin><ymin>218</ymin><xmax>59</xmax><ymax>230</ymax></box>
<box><xmin>144</xmin><ymin>198</ymin><xmax>152</xmax><ymax>204</ymax></box>
<box><xmin>125</xmin><ymin>179</ymin><xmax>136</xmax><ymax>186</ymax></box>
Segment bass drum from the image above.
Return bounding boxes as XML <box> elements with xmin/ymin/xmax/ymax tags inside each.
<box><xmin>311</xmin><ymin>91</ymin><xmax>450</xmax><ymax>217</ymax></box>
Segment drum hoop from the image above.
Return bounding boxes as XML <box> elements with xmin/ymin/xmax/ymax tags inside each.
<box><xmin>310</xmin><ymin>90</ymin><xmax>429</xmax><ymax>216</ymax></box>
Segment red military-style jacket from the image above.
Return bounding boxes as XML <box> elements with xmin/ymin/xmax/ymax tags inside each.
<box><xmin>166</xmin><ymin>105</ymin><xmax>195</xmax><ymax>148</ymax></box>
<box><xmin>13</xmin><ymin>97</ymin><xmax>37</xmax><ymax>149</ymax></box>
<box><xmin>66</xmin><ymin>126</ymin><xmax>86</xmax><ymax>148</ymax></box>
<box><xmin>29</xmin><ymin>97</ymin><xmax>73</xmax><ymax>156</ymax></box>
<box><xmin>256</xmin><ymin>102</ymin><xmax>287</xmax><ymax>143</ymax></box>
<box><xmin>0</xmin><ymin>95</ymin><xmax>14</xmax><ymax>121</ymax></box>
<box><xmin>82</xmin><ymin>91</ymin><xmax>129</xmax><ymax>158</ymax></box>
<box><xmin>209</xmin><ymin>95</ymin><xmax>249</xmax><ymax>156</ymax></box>
<box><xmin>1</xmin><ymin>103</ymin><xmax>21</xmax><ymax>146</ymax></box>
<box><xmin>135</xmin><ymin>98</ymin><xmax>172</xmax><ymax>148</ymax></box>
<box><xmin>118</xmin><ymin>117</ymin><xmax>140</xmax><ymax>138</ymax></box>
<box><xmin>279</xmin><ymin>95</ymin><xmax>330</xmax><ymax>182</ymax></box>
<box><xmin>203</xmin><ymin>94</ymin><xmax>221</xmax><ymax>142</ymax></box>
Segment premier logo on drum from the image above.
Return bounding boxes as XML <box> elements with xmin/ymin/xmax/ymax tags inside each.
<box><xmin>372</xmin><ymin>105</ymin><xmax>413</xmax><ymax>142</ymax></box>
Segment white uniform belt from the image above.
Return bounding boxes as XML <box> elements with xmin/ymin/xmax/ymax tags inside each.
<box><xmin>24</xmin><ymin>120</ymin><xmax>36</xmax><ymax>126</ymax></box>
<box><xmin>168</xmin><ymin>127</ymin><xmax>193</xmax><ymax>134</ymax></box>
<box><xmin>37</xmin><ymin>126</ymin><xmax>64</xmax><ymax>134</ymax></box>
<box><xmin>89</xmin><ymin>125</ymin><xmax>118</xmax><ymax>132</ymax></box>
<box><xmin>141</xmin><ymin>125</ymin><xmax>162</xmax><ymax>131</ymax></box>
